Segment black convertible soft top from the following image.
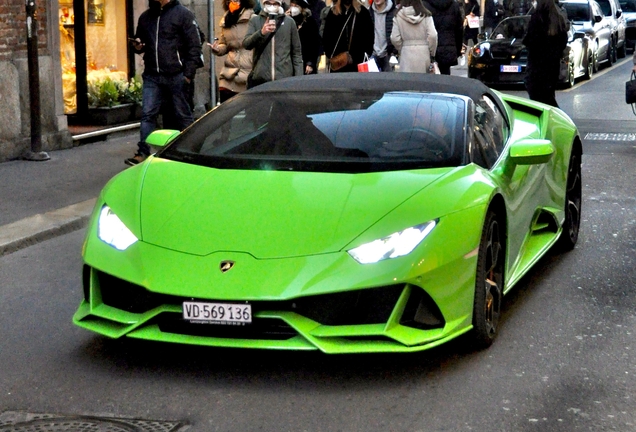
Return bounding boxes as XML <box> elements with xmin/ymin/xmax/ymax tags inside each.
<box><xmin>248</xmin><ymin>73</ymin><xmax>508</xmax><ymax>121</ymax></box>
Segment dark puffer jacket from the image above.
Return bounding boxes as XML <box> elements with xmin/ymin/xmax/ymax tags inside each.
<box><xmin>134</xmin><ymin>0</ymin><xmax>203</xmax><ymax>80</ymax></box>
<box><xmin>423</xmin><ymin>0</ymin><xmax>464</xmax><ymax>66</ymax></box>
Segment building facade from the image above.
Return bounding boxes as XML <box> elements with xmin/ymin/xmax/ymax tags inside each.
<box><xmin>0</xmin><ymin>0</ymin><xmax>218</xmax><ymax>162</ymax></box>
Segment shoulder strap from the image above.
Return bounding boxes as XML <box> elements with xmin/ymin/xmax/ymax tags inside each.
<box><xmin>330</xmin><ymin>11</ymin><xmax>354</xmax><ymax>58</ymax></box>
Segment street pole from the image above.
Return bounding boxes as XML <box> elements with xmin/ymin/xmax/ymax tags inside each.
<box><xmin>208</xmin><ymin>0</ymin><xmax>217</xmax><ymax>108</ymax></box>
<box><xmin>24</xmin><ymin>0</ymin><xmax>50</xmax><ymax>161</ymax></box>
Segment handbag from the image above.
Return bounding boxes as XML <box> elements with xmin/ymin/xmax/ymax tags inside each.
<box><xmin>358</xmin><ymin>53</ymin><xmax>379</xmax><ymax>72</ymax></box>
<box><xmin>330</xmin><ymin>51</ymin><xmax>354</xmax><ymax>71</ymax></box>
<box><xmin>329</xmin><ymin>12</ymin><xmax>356</xmax><ymax>71</ymax></box>
<box><xmin>626</xmin><ymin>71</ymin><xmax>636</xmax><ymax>104</ymax></box>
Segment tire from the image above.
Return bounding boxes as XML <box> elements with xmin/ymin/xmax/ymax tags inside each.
<box><xmin>618</xmin><ymin>40</ymin><xmax>626</xmax><ymax>59</ymax></box>
<box><xmin>555</xmin><ymin>147</ymin><xmax>582</xmax><ymax>252</ymax></box>
<box><xmin>583</xmin><ymin>51</ymin><xmax>593</xmax><ymax>80</ymax></box>
<box><xmin>565</xmin><ymin>61</ymin><xmax>575</xmax><ymax>88</ymax></box>
<box><xmin>470</xmin><ymin>208</ymin><xmax>505</xmax><ymax>349</ymax></box>
<box><xmin>608</xmin><ymin>39</ymin><xmax>617</xmax><ymax>65</ymax></box>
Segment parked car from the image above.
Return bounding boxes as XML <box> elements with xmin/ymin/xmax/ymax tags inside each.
<box><xmin>467</xmin><ymin>16</ymin><xmax>593</xmax><ymax>87</ymax></box>
<box><xmin>619</xmin><ymin>0</ymin><xmax>636</xmax><ymax>51</ymax></box>
<box><xmin>596</xmin><ymin>0</ymin><xmax>627</xmax><ymax>57</ymax></box>
<box><xmin>561</xmin><ymin>0</ymin><xmax>614</xmax><ymax>69</ymax></box>
<box><xmin>72</xmin><ymin>73</ymin><xmax>582</xmax><ymax>353</ymax></box>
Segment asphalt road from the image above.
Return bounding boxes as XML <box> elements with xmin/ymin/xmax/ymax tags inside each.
<box><xmin>1</xmin><ymin>60</ymin><xmax>635</xmax><ymax>432</ymax></box>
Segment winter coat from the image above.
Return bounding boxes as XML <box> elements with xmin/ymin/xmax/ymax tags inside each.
<box><xmin>214</xmin><ymin>8</ymin><xmax>255</xmax><ymax>94</ymax></box>
<box><xmin>322</xmin><ymin>6</ymin><xmax>374</xmax><ymax>72</ymax></box>
<box><xmin>134</xmin><ymin>0</ymin><xmax>203</xmax><ymax>80</ymax></box>
<box><xmin>293</xmin><ymin>13</ymin><xmax>321</xmax><ymax>72</ymax></box>
<box><xmin>523</xmin><ymin>8</ymin><xmax>568</xmax><ymax>86</ymax></box>
<box><xmin>423</xmin><ymin>0</ymin><xmax>463</xmax><ymax>66</ymax></box>
<box><xmin>369</xmin><ymin>1</ymin><xmax>398</xmax><ymax>58</ymax></box>
<box><xmin>391</xmin><ymin>6</ymin><xmax>438</xmax><ymax>73</ymax></box>
<box><xmin>243</xmin><ymin>11</ymin><xmax>304</xmax><ymax>85</ymax></box>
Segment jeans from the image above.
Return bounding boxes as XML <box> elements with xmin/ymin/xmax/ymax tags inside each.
<box><xmin>138</xmin><ymin>73</ymin><xmax>194</xmax><ymax>155</ymax></box>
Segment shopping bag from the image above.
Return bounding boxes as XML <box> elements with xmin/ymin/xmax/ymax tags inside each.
<box><xmin>358</xmin><ymin>54</ymin><xmax>380</xmax><ymax>72</ymax></box>
<box><xmin>466</xmin><ymin>15</ymin><xmax>480</xmax><ymax>29</ymax></box>
<box><xmin>626</xmin><ymin>71</ymin><xmax>636</xmax><ymax>104</ymax></box>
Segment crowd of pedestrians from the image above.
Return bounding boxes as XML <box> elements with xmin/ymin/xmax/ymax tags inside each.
<box><xmin>125</xmin><ymin>0</ymin><xmax>555</xmax><ymax>164</ymax></box>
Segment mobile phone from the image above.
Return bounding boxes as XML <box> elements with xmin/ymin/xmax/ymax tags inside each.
<box><xmin>268</xmin><ymin>13</ymin><xmax>277</xmax><ymax>23</ymax></box>
<box><xmin>128</xmin><ymin>37</ymin><xmax>138</xmax><ymax>43</ymax></box>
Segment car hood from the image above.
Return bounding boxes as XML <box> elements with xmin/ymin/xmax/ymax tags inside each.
<box><xmin>484</xmin><ymin>38</ymin><xmax>526</xmax><ymax>56</ymax></box>
<box><xmin>134</xmin><ymin>159</ymin><xmax>452</xmax><ymax>258</ymax></box>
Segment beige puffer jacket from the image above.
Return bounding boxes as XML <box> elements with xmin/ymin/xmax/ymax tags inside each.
<box><xmin>391</xmin><ymin>6</ymin><xmax>438</xmax><ymax>73</ymax></box>
<box><xmin>214</xmin><ymin>8</ymin><xmax>255</xmax><ymax>93</ymax></box>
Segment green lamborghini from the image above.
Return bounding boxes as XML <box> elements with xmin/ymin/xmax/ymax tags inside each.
<box><xmin>74</xmin><ymin>74</ymin><xmax>582</xmax><ymax>353</ymax></box>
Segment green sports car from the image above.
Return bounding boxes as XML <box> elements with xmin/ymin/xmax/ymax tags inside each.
<box><xmin>74</xmin><ymin>74</ymin><xmax>582</xmax><ymax>353</ymax></box>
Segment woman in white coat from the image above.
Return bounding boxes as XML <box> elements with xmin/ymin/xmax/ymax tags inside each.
<box><xmin>390</xmin><ymin>0</ymin><xmax>438</xmax><ymax>73</ymax></box>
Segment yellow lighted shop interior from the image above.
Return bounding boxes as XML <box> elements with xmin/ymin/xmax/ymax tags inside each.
<box><xmin>59</xmin><ymin>0</ymin><xmax>130</xmax><ymax>114</ymax></box>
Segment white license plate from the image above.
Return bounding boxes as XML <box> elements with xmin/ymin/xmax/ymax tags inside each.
<box><xmin>500</xmin><ymin>65</ymin><xmax>521</xmax><ymax>73</ymax></box>
<box><xmin>183</xmin><ymin>301</ymin><xmax>252</xmax><ymax>325</ymax></box>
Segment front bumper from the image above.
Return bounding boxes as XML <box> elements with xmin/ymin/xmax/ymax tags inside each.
<box><xmin>74</xmin><ymin>205</ymin><xmax>486</xmax><ymax>354</ymax></box>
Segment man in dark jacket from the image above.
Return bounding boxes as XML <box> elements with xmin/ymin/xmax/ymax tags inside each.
<box><xmin>370</xmin><ymin>0</ymin><xmax>398</xmax><ymax>71</ymax></box>
<box><xmin>125</xmin><ymin>0</ymin><xmax>203</xmax><ymax>166</ymax></box>
<box><xmin>423</xmin><ymin>0</ymin><xmax>464</xmax><ymax>75</ymax></box>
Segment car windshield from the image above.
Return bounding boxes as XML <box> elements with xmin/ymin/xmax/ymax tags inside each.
<box><xmin>563</xmin><ymin>3</ymin><xmax>592</xmax><ymax>21</ymax></box>
<box><xmin>159</xmin><ymin>91</ymin><xmax>467</xmax><ymax>173</ymax></box>
<box><xmin>491</xmin><ymin>16</ymin><xmax>529</xmax><ymax>39</ymax></box>
<box><xmin>620</xmin><ymin>0</ymin><xmax>636</xmax><ymax>11</ymax></box>
<box><xmin>595</xmin><ymin>0</ymin><xmax>612</xmax><ymax>15</ymax></box>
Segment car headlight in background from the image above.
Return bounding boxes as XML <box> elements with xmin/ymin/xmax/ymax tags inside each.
<box><xmin>348</xmin><ymin>220</ymin><xmax>437</xmax><ymax>264</ymax></box>
<box><xmin>97</xmin><ymin>206</ymin><xmax>138</xmax><ymax>251</ymax></box>
<box><xmin>472</xmin><ymin>43</ymin><xmax>489</xmax><ymax>58</ymax></box>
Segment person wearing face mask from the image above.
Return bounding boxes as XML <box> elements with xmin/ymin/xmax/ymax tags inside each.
<box><xmin>287</xmin><ymin>0</ymin><xmax>321</xmax><ymax>74</ymax></box>
<box><xmin>243</xmin><ymin>0</ymin><xmax>303</xmax><ymax>87</ymax></box>
<box><xmin>208</xmin><ymin>0</ymin><xmax>256</xmax><ymax>102</ymax></box>
<box><xmin>322</xmin><ymin>0</ymin><xmax>374</xmax><ymax>72</ymax></box>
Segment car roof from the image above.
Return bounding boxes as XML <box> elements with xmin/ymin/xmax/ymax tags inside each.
<box><xmin>247</xmin><ymin>73</ymin><xmax>505</xmax><ymax>117</ymax></box>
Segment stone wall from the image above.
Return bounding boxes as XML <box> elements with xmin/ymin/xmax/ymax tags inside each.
<box><xmin>0</xmin><ymin>1</ymin><xmax>72</xmax><ymax>162</ymax></box>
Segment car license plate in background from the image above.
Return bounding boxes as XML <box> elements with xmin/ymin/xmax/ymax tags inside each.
<box><xmin>183</xmin><ymin>301</ymin><xmax>252</xmax><ymax>325</ymax></box>
<box><xmin>500</xmin><ymin>65</ymin><xmax>520</xmax><ymax>73</ymax></box>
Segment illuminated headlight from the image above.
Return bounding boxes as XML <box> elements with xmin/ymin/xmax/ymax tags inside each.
<box><xmin>97</xmin><ymin>206</ymin><xmax>138</xmax><ymax>250</ymax></box>
<box><xmin>348</xmin><ymin>220</ymin><xmax>437</xmax><ymax>264</ymax></box>
<box><xmin>473</xmin><ymin>43</ymin><xmax>489</xmax><ymax>58</ymax></box>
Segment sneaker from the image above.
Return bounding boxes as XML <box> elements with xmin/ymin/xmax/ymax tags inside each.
<box><xmin>125</xmin><ymin>153</ymin><xmax>148</xmax><ymax>166</ymax></box>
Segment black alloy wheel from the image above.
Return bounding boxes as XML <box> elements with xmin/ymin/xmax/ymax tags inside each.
<box><xmin>618</xmin><ymin>40</ymin><xmax>626</xmax><ymax>58</ymax></box>
<box><xmin>471</xmin><ymin>209</ymin><xmax>505</xmax><ymax>349</ymax></box>
<box><xmin>609</xmin><ymin>39</ymin><xmax>617</xmax><ymax>65</ymax></box>
<box><xmin>556</xmin><ymin>148</ymin><xmax>582</xmax><ymax>251</ymax></box>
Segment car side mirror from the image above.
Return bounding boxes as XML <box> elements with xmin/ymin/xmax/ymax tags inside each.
<box><xmin>509</xmin><ymin>139</ymin><xmax>554</xmax><ymax>165</ymax></box>
<box><xmin>594</xmin><ymin>14</ymin><xmax>603</xmax><ymax>22</ymax></box>
<box><xmin>616</xmin><ymin>9</ymin><xmax>622</xmax><ymax>17</ymax></box>
<box><xmin>145</xmin><ymin>129</ymin><xmax>180</xmax><ymax>148</ymax></box>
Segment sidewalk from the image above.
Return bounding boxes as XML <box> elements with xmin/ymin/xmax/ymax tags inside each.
<box><xmin>0</xmin><ymin>132</ymin><xmax>138</xmax><ymax>256</ymax></box>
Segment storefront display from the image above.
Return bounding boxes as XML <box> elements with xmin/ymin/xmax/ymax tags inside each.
<box><xmin>59</xmin><ymin>0</ymin><xmax>132</xmax><ymax>116</ymax></box>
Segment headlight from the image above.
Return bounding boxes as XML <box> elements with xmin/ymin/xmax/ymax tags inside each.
<box><xmin>473</xmin><ymin>43</ymin><xmax>489</xmax><ymax>58</ymax></box>
<box><xmin>348</xmin><ymin>220</ymin><xmax>437</xmax><ymax>264</ymax></box>
<box><xmin>97</xmin><ymin>206</ymin><xmax>138</xmax><ymax>250</ymax></box>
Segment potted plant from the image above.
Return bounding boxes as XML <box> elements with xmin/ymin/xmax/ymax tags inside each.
<box><xmin>86</xmin><ymin>76</ymin><xmax>143</xmax><ymax>125</ymax></box>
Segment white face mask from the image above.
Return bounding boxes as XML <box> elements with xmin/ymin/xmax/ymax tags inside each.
<box><xmin>290</xmin><ymin>5</ymin><xmax>302</xmax><ymax>16</ymax></box>
<box><xmin>264</xmin><ymin>4</ymin><xmax>279</xmax><ymax>13</ymax></box>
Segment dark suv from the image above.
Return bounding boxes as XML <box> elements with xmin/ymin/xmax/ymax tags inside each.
<box><xmin>619</xmin><ymin>0</ymin><xmax>636</xmax><ymax>51</ymax></box>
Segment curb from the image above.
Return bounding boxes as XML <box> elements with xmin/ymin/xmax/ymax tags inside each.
<box><xmin>0</xmin><ymin>199</ymin><xmax>96</xmax><ymax>257</ymax></box>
